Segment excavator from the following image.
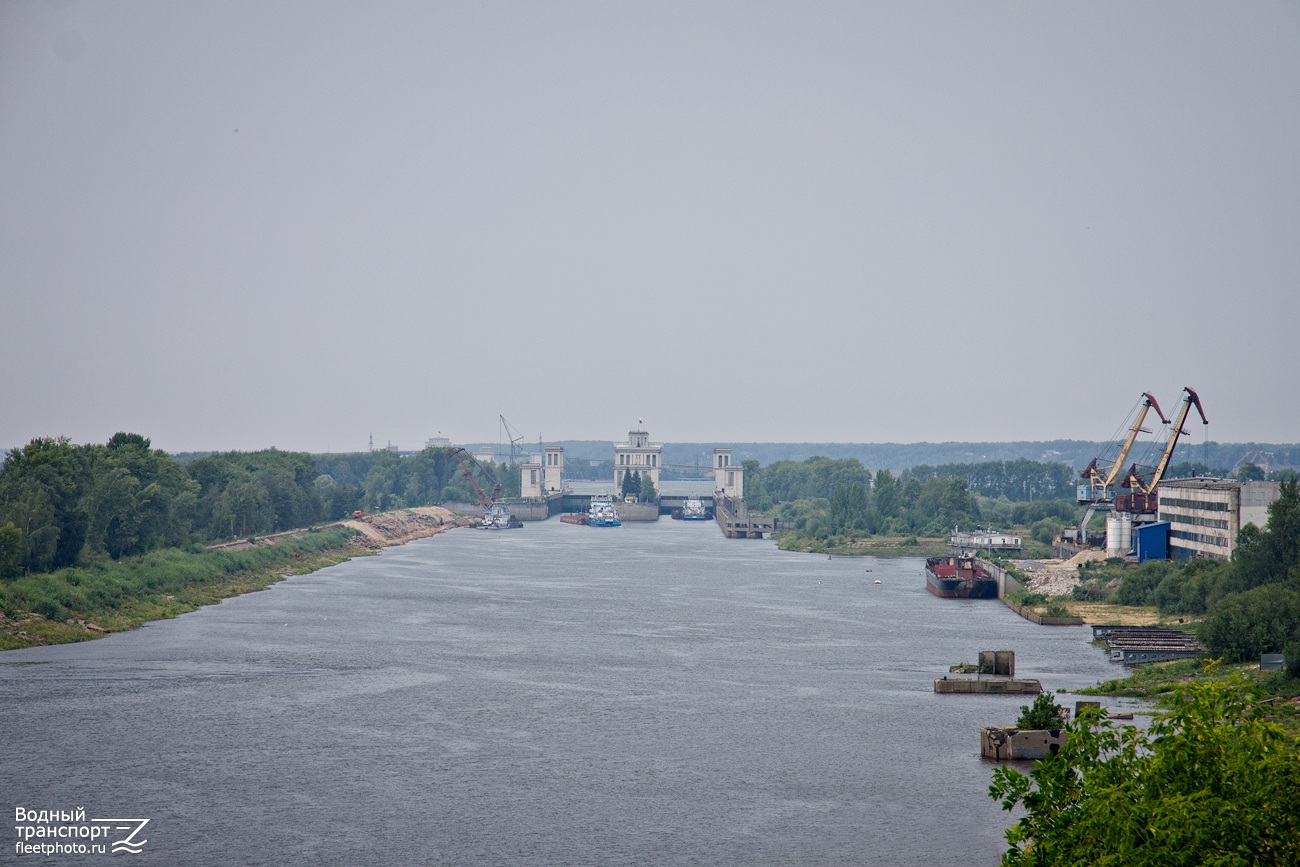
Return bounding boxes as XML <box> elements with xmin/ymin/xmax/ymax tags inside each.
<box><xmin>450</xmin><ymin>448</ymin><xmax>521</xmax><ymax>529</ymax></box>
<box><xmin>1117</xmin><ymin>387</ymin><xmax>1208</xmax><ymax>515</ymax></box>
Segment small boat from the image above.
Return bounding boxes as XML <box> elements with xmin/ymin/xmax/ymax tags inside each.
<box><xmin>874</xmin><ymin>579</ymin><xmax>882</xmax><ymax>585</ymax></box>
<box><xmin>478</xmin><ymin>502</ymin><xmax>522</xmax><ymax>530</ymax></box>
<box><xmin>925</xmin><ymin>555</ymin><xmax>997</xmax><ymax>599</ymax></box>
<box><xmin>588</xmin><ymin>496</ymin><xmax>621</xmax><ymax>527</ymax></box>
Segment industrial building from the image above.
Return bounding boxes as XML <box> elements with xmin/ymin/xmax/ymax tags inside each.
<box><xmin>1157</xmin><ymin>478</ymin><xmax>1280</xmax><ymax>561</ymax></box>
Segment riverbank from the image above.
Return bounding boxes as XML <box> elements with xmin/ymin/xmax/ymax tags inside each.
<box><xmin>775</xmin><ymin>533</ymin><xmax>951</xmax><ymax>558</ymax></box>
<box><xmin>1078</xmin><ymin>658</ymin><xmax>1300</xmax><ymax>734</ymax></box>
<box><xmin>0</xmin><ymin>507</ymin><xmax>473</xmax><ymax>651</ymax></box>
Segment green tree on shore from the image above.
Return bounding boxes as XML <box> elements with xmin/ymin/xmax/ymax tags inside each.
<box><xmin>621</xmin><ymin>470</ymin><xmax>640</xmax><ymax>499</ymax></box>
<box><xmin>990</xmin><ymin>672</ymin><xmax>1300</xmax><ymax>866</ymax></box>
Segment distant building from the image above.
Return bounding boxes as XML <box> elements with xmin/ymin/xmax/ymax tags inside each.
<box><xmin>950</xmin><ymin>529</ymin><xmax>1021</xmax><ymax>554</ymax></box>
<box><xmin>1157</xmin><ymin>478</ymin><xmax>1280</xmax><ymax>561</ymax></box>
<box><xmin>474</xmin><ymin>446</ymin><xmax>496</xmax><ymax>466</ymax></box>
<box><xmin>543</xmin><ymin>447</ymin><xmax>564</xmax><ymax>494</ymax></box>
<box><xmin>426</xmin><ymin>436</ymin><xmax>452</xmax><ymax>449</ymax></box>
<box><xmin>714</xmin><ymin>448</ymin><xmax>744</xmax><ymax>499</ymax></box>
<box><xmin>520</xmin><ymin>461</ymin><xmax>543</xmax><ymax>498</ymax></box>
<box><xmin>615</xmin><ymin>428</ymin><xmax>662</xmax><ymax>494</ymax></box>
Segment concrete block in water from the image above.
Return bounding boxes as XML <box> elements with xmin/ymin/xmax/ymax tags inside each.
<box><xmin>981</xmin><ymin>727</ymin><xmax>1067</xmax><ymax>761</ymax></box>
<box><xmin>934</xmin><ymin>677</ymin><xmax>1042</xmax><ymax>694</ymax></box>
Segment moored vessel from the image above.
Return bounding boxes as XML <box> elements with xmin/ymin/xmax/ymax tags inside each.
<box><xmin>478</xmin><ymin>502</ymin><xmax>523</xmax><ymax>530</ymax></box>
<box><xmin>588</xmin><ymin>497</ymin><xmax>621</xmax><ymax>527</ymax></box>
<box><xmin>925</xmin><ymin>555</ymin><xmax>997</xmax><ymax>598</ymax></box>
<box><xmin>679</xmin><ymin>497</ymin><xmax>710</xmax><ymax>520</ymax></box>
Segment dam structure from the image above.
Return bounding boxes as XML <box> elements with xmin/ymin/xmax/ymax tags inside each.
<box><xmin>505</xmin><ymin>434</ymin><xmax>774</xmax><ymax>537</ymax></box>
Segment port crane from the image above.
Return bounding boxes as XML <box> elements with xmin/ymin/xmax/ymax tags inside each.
<box><xmin>451</xmin><ymin>447</ymin><xmax>502</xmax><ymax>508</ymax></box>
<box><xmin>1077</xmin><ymin>392</ymin><xmax>1168</xmax><ymax>506</ymax></box>
<box><xmin>499</xmin><ymin>415</ymin><xmax>528</xmax><ymax>466</ymax></box>
<box><xmin>450</xmin><ymin>448</ymin><xmax>521</xmax><ymax>529</ymax></box>
<box><xmin>1117</xmin><ymin>387</ymin><xmax>1208</xmax><ymax>514</ymax></box>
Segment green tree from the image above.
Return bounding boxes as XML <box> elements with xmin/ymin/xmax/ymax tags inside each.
<box><xmin>1229</xmin><ymin>479</ymin><xmax>1300</xmax><ymax>593</ymax></box>
<box><xmin>872</xmin><ymin>469</ymin><xmax>899</xmax><ymax>524</ymax></box>
<box><xmin>1015</xmin><ymin>693</ymin><xmax>1065</xmax><ymax>730</ymax></box>
<box><xmin>742</xmin><ymin>459</ymin><xmax>771</xmax><ymax>510</ymax></box>
<box><xmin>0</xmin><ymin>522</ymin><xmax>21</xmax><ymax>579</ymax></box>
<box><xmin>1237</xmin><ymin>462</ymin><xmax>1267</xmax><ymax>482</ymax></box>
<box><xmin>829</xmin><ymin>481</ymin><xmax>869</xmax><ymax>532</ymax></box>
<box><xmin>638</xmin><ymin>473</ymin><xmax>657</xmax><ymax>502</ymax></box>
<box><xmin>0</xmin><ymin>437</ymin><xmax>89</xmax><ymax>571</ymax></box>
<box><xmin>621</xmin><ymin>470</ymin><xmax>640</xmax><ymax>499</ymax></box>
<box><xmin>990</xmin><ymin>672</ymin><xmax>1300</xmax><ymax>866</ymax></box>
<box><xmin>1199</xmin><ymin>583</ymin><xmax>1300</xmax><ymax>663</ymax></box>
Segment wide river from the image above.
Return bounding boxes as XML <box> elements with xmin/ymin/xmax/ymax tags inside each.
<box><xmin>1</xmin><ymin>515</ymin><xmax>1132</xmax><ymax>865</ymax></box>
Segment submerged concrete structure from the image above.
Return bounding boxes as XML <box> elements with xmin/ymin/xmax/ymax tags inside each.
<box><xmin>981</xmin><ymin>727</ymin><xmax>1067</xmax><ymax>761</ymax></box>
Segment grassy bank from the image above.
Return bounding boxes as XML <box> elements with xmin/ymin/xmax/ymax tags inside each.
<box><xmin>0</xmin><ymin>527</ymin><xmax>362</xmax><ymax>651</ymax></box>
<box><xmin>774</xmin><ymin>533</ymin><xmax>950</xmax><ymax>558</ymax></box>
<box><xmin>1079</xmin><ymin>659</ymin><xmax>1300</xmax><ymax>734</ymax></box>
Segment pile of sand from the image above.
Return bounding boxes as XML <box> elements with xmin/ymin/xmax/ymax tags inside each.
<box><xmin>1064</xmin><ymin>549</ymin><xmax>1109</xmax><ymax>567</ymax></box>
<box><xmin>343</xmin><ymin>506</ymin><xmax>472</xmax><ymax>547</ymax></box>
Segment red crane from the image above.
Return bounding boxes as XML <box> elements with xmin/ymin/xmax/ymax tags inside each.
<box><xmin>451</xmin><ymin>448</ymin><xmax>501</xmax><ymax>509</ymax></box>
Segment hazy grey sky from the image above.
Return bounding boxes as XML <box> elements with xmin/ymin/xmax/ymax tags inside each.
<box><xmin>3</xmin><ymin>2</ymin><xmax>1297</xmax><ymax>453</ymax></box>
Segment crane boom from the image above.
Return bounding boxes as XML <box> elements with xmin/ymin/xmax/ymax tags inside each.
<box><xmin>1077</xmin><ymin>392</ymin><xmax>1168</xmax><ymax>505</ymax></box>
<box><xmin>499</xmin><ymin>415</ymin><xmax>526</xmax><ymax>465</ymax></box>
<box><xmin>451</xmin><ymin>447</ymin><xmax>502</xmax><ymax>509</ymax></box>
<box><xmin>1123</xmin><ymin>387</ymin><xmax>1211</xmax><ymax>509</ymax></box>
<box><xmin>1151</xmin><ymin>387</ymin><xmax>1207</xmax><ymax>488</ymax></box>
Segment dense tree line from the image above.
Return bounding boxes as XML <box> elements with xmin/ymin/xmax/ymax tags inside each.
<box><xmin>750</xmin><ymin>458</ymin><xmax>982</xmax><ymax>539</ymax></box>
<box><xmin>744</xmin><ymin>456</ymin><xmax>1078</xmax><ymax>542</ymax></box>
<box><xmin>0</xmin><ymin>435</ymin><xmax>514</xmax><ymax>578</ymax></box>
<box><xmin>904</xmin><ymin>459</ymin><xmax>1075</xmax><ymax>501</ymax></box>
<box><xmin>0</xmin><ymin>435</ymin><xmax>196</xmax><ymax>575</ymax></box>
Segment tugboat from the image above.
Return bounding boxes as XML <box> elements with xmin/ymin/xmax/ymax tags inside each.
<box><xmin>479</xmin><ymin>502</ymin><xmax>523</xmax><ymax>530</ymax></box>
<box><xmin>925</xmin><ymin>555</ymin><xmax>997</xmax><ymax>598</ymax></box>
<box><xmin>588</xmin><ymin>496</ymin><xmax>621</xmax><ymax>527</ymax></box>
<box><xmin>680</xmin><ymin>497</ymin><xmax>710</xmax><ymax>520</ymax></box>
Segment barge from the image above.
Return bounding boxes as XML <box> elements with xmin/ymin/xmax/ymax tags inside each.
<box><xmin>925</xmin><ymin>555</ymin><xmax>998</xmax><ymax>599</ymax></box>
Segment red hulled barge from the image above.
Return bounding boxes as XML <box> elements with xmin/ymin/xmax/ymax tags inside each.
<box><xmin>925</xmin><ymin>555</ymin><xmax>998</xmax><ymax>599</ymax></box>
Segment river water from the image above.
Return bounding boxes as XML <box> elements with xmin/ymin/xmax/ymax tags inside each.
<box><xmin>1</xmin><ymin>517</ymin><xmax>1132</xmax><ymax>865</ymax></box>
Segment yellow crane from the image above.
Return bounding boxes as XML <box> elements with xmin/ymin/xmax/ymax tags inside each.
<box><xmin>1077</xmin><ymin>392</ymin><xmax>1168</xmax><ymax>506</ymax></box>
<box><xmin>1119</xmin><ymin>387</ymin><xmax>1208</xmax><ymax>514</ymax></box>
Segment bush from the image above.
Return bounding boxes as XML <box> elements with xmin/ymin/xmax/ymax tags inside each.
<box><xmin>32</xmin><ymin>597</ymin><xmax>66</xmax><ymax>621</ymax></box>
<box><xmin>1009</xmin><ymin>590</ymin><xmax>1047</xmax><ymax>607</ymax></box>
<box><xmin>1285</xmin><ymin>635</ymin><xmax>1300</xmax><ymax>680</ymax></box>
<box><xmin>1015</xmin><ymin>693</ymin><xmax>1065</xmax><ymax>730</ymax></box>
<box><xmin>1199</xmin><ymin>584</ymin><xmax>1300</xmax><ymax>663</ymax></box>
<box><xmin>991</xmin><ymin>673</ymin><xmax>1300</xmax><ymax>866</ymax></box>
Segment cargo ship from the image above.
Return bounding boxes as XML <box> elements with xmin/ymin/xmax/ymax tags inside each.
<box><xmin>588</xmin><ymin>497</ymin><xmax>621</xmax><ymax>527</ymax></box>
<box><xmin>925</xmin><ymin>555</ymin><xmax>998</xmax><ymax>599</ymax></box>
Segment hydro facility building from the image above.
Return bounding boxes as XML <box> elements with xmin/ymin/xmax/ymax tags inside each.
<box><xmin>614</xmin><ymin>428</ymin><xmax>662</xmax><ymax>495</ymax></box>
<box><xmin>1157</xmin><ymin>478</ymin><xmax>1280</xmax><ymax>561</ymax></box>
